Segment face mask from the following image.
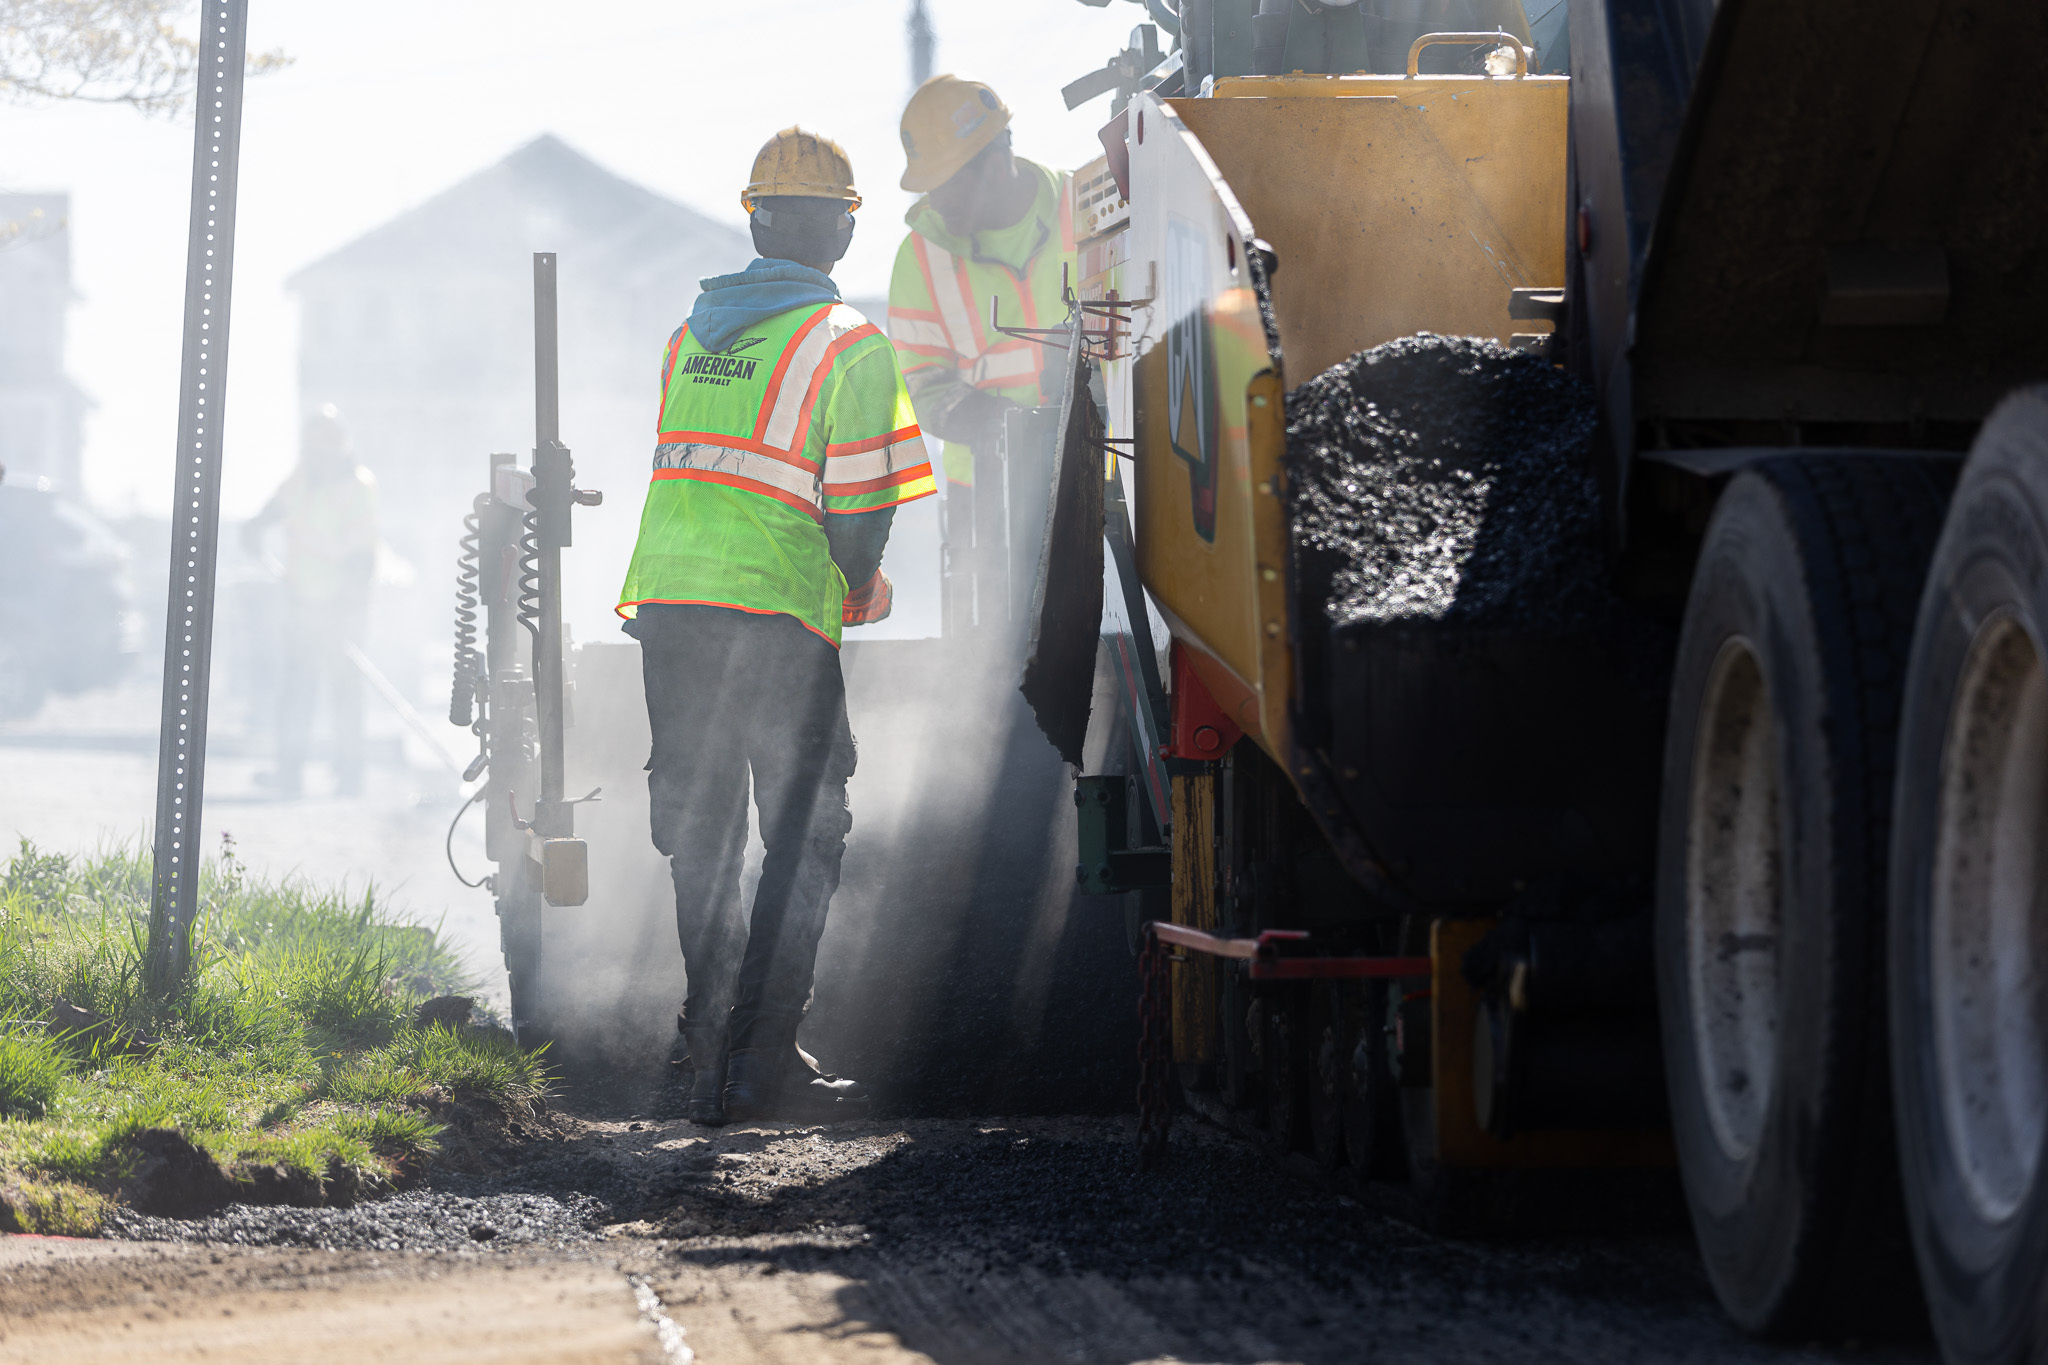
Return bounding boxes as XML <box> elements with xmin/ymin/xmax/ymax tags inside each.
<box><xmin>751</xmin><ymin>200</ymin><xmax>856</xmax><ymax>266</ymax></box>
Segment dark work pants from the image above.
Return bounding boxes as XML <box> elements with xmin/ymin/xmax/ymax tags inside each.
<box><xmin>632</xmin><ymin>605</ymin><xmax>856</xmax><ymax>1054</ymax></box>
<box><xmin>276</xmin><ymin>592</ymin><xmax>367</xmax><ymax>794</ymax></box>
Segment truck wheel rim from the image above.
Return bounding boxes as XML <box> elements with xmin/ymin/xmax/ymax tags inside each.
<box><xmin>1687</xmin><ymin>637</ymin><xmax>1783</xmax><ymax>1163</ymax></box>
<box><xmin>1932</xmin><ymin>611</ymin><xmax>2048</xmax><ymax>1223</ymax></box>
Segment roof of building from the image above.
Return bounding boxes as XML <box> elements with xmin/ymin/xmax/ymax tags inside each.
<box><xmin>287</xmin><ymin>135</ymin><xmax>750</xmax><ymax>289</ymax></box>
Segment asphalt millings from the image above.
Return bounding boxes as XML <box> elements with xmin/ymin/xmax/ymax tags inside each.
<box><xmin>1284</xmin><ymin>334</ymin><xmax>1606</xmax><ymax>632</ymax></box>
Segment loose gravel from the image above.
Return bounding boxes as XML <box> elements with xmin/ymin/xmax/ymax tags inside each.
<box><xmin>1285</xmin><ymin>334</ymin><xmax>1609</xmax><ymax>632</ymax></box>
<box><xmin>86</xmin><ymin>1114</ymin><xmax>1935</xmax><ymax>1362</ymax></box>
<box><xmin>104</xmin><ymin>1178</ymin><xmax>607</xmax><ymax>1253</ymax></box>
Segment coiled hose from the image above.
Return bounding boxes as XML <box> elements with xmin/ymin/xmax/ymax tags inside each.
<box><xmin>448</xmin><ymin>496</ymin><xmax>485</xmax><ymax>727</ymax></box>
<box><xmin>516</xmin><ymin>503</ymin><xmax>542</xmax><ymax>645</ymax></box>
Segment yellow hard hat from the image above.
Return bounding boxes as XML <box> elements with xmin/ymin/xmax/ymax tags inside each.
<box><xmin>899</xmin><ymin>75</ymin><xmax>1012</xmax><ymax>193</ymax></box>
<box><xmin>741</xmin><ymin>127</ymin><xmax>860</xmax><ymax>212</ymax></box>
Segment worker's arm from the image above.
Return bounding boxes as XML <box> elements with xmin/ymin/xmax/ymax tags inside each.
<box><xmin>819</xmin><ymin>338</ymin><xmax>938</xmax><ymax>622</ymax></box>
<box><xmin>887</xmin><ymin>236</ymin><xmax>1017</xmax><ymax>450</ymax></box>
<box><xmin>906</xmin><ymin>373</ymin><xmax>1017</xmax><ymax>451</ymax></box>
<box><xmin>239</xmin><ymin>478</ymin><xmax>289</xmax><ymax>553</ymax></box>
<box><xmin>825</xmin><ymin>506</ymin><xmax>895</xmax><ymax>589</ymax></box>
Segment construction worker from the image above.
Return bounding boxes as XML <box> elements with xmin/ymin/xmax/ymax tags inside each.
<box><xmin>617</xmin><ymin>128</ymin><xmax>935</xmax><ymax>1127</ymax></box>
<box><xmin>244</xmin><ymin>405</ymin><xmax>377</xmax><ymax>799</ymax></box>
<box><xmin>887</xmin><ymin>77</ymin><xmax>1075</xmax><ymax>594</ymax></box>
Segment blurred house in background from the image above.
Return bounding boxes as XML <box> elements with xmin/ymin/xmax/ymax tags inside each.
<box><xmin>0</xmin><ymin>194</ymin><xmax>91</xmax><ymax>494</ymax></box>
<box><xmin>287</xmin><ymin>135</ymin><xmax>757</xmax><ymax>646</ymax></box>
<box><xmin>286</xmin><ymin>134</ymin><xmax>923</xmax><ymax>666</ymax></box>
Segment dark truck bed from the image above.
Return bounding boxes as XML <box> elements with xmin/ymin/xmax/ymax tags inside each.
<box><xmin>1576</xmin><ymin>0</ymin><xmax>2048</xmax><ymax>556</ymax></box>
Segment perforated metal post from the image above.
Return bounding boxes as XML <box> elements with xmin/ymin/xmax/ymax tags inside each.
<box><xmin>147</xmin><ymin>0</ymin><xmax>248</xmax><ymax>992</ymax></box>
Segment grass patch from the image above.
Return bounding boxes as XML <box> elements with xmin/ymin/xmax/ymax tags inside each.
<box><xmin>0</xmin><ymin>837</ymin><xmax>551</xmax><ymax>1233</ymax></box>
<box><xmin>0</xmin><ymin>1176</ymin><xmax>110</xmax><ymax>1236</ymax></box>
<box><xmin>0</xmin><ymin>1031</ymin><xmax>67</xmax><ymax>1118</ymax></box>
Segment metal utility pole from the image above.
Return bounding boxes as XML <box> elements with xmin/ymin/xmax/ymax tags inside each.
<box><xmin>909</xmin><ymin>0</ymin><xmax>935</xmax><ymax>89</ymax></box>
<box><xmin>147</xmin><ymin>0</ymin><xmax>249</xmax><ymax>995</ymax></box>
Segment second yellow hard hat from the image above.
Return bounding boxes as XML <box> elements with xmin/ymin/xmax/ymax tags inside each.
<box><xmin>899</xmin><ymin>75</ymin><xmax>1012</xmax><ymax>193</ymax></box>
<box><xmin>741</xmin><ymin>127</ymin><xmax>860</xmax><ymax>212</ymax></box>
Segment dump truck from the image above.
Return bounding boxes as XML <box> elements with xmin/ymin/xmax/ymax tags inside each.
<box><xmin>1033</xmin><ymin>0</ymin><xmax>2048</xmax><ymax>1357</ymax></box>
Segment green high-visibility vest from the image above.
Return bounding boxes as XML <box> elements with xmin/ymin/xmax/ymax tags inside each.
<box><xmin>616</xmin><ymin>301</ymin><xmax>935</xmax><ymax>646</ymax></box>
<box><xmin>888</xmin><ymin>159</ymin><xmax>1077</xmax><ymax>485</ymax></box>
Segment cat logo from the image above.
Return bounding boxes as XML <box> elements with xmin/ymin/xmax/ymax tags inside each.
<box><xmin>1165</xmin><ymin>219</ymin><xmax>1218</xmax><ymax>543</ymax></box>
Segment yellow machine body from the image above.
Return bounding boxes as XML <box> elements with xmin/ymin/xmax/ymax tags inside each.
<box><xmin>1082</xmin><ymin>69</ymin><xmax>1612</xmax><ymax>1171</ymax></box>
<box><xmin>1105</xmin><ymin>72</ymin><xmax>1567</xmax><ymax>770</ymax></box>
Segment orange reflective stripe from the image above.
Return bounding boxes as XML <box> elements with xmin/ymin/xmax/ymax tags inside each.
<box><xmin>954</xmin><ymin>252</ymin><xmax>985</xmax><ymax>354</ymax></box>
<box><xmin>824</xmin><ymin>460</ymin><xmax>932</xmax><ymax>499</ymax></box>
<box><xmin>824</xmin><ymin>423</ymin><xmax>921</xmax><ymax>457</ymax></box>
<box><xmin>652</xmin><ymin>430</ymin><xmax>822</xmax><ymax>467</ymax></box>
<box><xmin>917</xmin><ymin>236</ymin><xmax>980</xmax><ymax>362</ymax></box>
<box><xmin>660</xmin><ymin>325</ymin><xmax>688</xmax><ymax>400</ymax></box>
<box><xmin>616</xmin><ymin>593</ymin><xmax>837</xmax><ymax>645</ymax></box>
<box><xmin>786</xmin><ymin>323</ymin><xmax>884</xmax><ymax>458</ymax></box>
<box><xmin>753</xmin><ymin>305</ymin><xmax>835</xmax><ymax>444</ymax></box>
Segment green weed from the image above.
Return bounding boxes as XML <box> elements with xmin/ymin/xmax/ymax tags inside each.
<box><xmin>388</xmin><ymin>1025</ymin><xmax>553</xmax><ymax>1111</ymax></box>
<box><xmin>329</xmin><ymin>1106</ymin><xmax>442</xmax><ymax>1157</ymax></box>
<box><xmin>0</xmin><ymin>1031</ymin><xmax>68</xmax><ymax>1118</ymax></box>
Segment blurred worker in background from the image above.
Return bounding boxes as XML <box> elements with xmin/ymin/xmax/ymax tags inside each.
<box><xmin>243</xmin><ymin>405</ymin><xmax>377</xmax><ymax>799</ymax></box>
<box><xmin>617</xmin><ymin>128</ymin><xmax>935</xmax><ymax>1127</ymax></box>
<box><xmin>887</xmin><ymin>76</ymin><xmax>1075</xmax><ymax>604</ymax></box>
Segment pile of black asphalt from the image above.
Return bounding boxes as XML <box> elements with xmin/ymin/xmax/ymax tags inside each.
<box><xmin>1284</xmin><ymin>333</ymin><xmax>1614</xmax><ymax>633</ymax></box>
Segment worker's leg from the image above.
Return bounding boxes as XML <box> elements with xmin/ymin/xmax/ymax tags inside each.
<box><xmin>329</xmin><ymin>595</ymin><xmax>368</xmax><ymax>797</ymax></box>
<box><xmin>637</xmin><ymin>609</ymin><xmax>752</xmax><ymax>1042</ymax></box>
<box><xmin>727</xmin><ymin>614</ymin><xmax>856</xmax><ymax>1056</ymax></box>
<box><xmin>270</xmin><ymin>608</ymin><xmax>317</xmax><ymax>797</ymax></box>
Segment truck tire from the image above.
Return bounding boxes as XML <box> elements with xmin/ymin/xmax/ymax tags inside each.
<box><xmin>1262</xmin><ymin>989</ymin><xmax>1308</xmax><ymax>1154</ymax></box>
<box><xmin>1658</xmin><ymin>455</ymin><xmax>1950</xmax><ymax>1336</ymax></box>
<box><xmin>1889</xmin><ymin>388</ymin><xmax>2048</xmax><ymax>1365</ymax></box>
<box><xmin>1342</xmin><ymin>979</ymin><xmax>1407</xmax><ymax>1179</ymax></box>
<box><xmin>1309</xmin><ymin>984</ymin><xmax>1344</xmax><ymax>1173</ymax></box>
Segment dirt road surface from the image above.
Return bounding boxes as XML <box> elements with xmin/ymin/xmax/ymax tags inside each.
<box><xmin>2</xmin><ymin>1113</ymin><xmax>1936</xmax><ymax>1365</ymax></box>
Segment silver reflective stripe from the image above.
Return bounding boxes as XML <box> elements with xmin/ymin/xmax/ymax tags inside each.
<box><xmin>654</xmin><ymin>442</ymin><xmax>822</xmax><ymax>506</ymax></box>
<box><xmin>922</xmin><ymin>241</ymin><xmax>982</xmax><ymax>362</ymax></box>
<box><xmin>761</xmin><ymin>305</ymin><xmax>874</xmax><ymax>450</ymax></box>
<box><xmin>824</xmin><ymin>434</ymin><xmax>930</xmax><ymax>488</ymax></box>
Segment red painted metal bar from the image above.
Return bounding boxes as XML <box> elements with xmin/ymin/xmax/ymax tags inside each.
<box><xmin>1248</xmin><ymin>957</ymin><xmax>1433</xmax><ymax>980</ymax></box>
<box><xmin>1146</xmin><ymin>923</ymin><xmax>1431</xmax><ymax>980</ymax></box>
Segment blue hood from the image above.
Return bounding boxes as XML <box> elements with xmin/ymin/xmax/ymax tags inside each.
<box><xmin>687</xmin><ymin>259</ymin><xmax>841</xmax><ymax>353</ymax></box>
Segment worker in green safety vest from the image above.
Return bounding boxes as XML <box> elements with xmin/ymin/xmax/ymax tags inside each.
<box><xmin>617</xmin><ymin>127</ymin><xmax>935</xmax><ymax>1127</ymax></box>
<box><xmin>887</xmin><ymin>76</ymin><xmax>1075</xmax><ymax>612</ymax></box>
<box><xmin>244</xmin><ymin>404</ymin><xmax>378</xmax><ymax>800</ymax></box>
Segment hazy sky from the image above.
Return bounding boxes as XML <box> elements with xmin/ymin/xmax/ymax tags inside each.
<box><xmin>4</xmin><ymin>0</ymin><xmax>1145</xmax><ymax>517</ymax></box>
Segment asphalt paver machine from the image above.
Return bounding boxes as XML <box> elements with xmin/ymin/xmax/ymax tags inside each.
<box><xmin>1031</xmin><ymin>0</ymin><xmax>2048</xmax><ymax>1356</ymax></box>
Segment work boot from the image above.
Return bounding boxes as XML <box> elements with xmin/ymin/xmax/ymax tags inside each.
<box><xmin>722</xmin><ymin>1045</ymin><xmax>870</xmax><ymax>1124</ymax></box>
<box><xmin>674</xmin><ymin>1017</ymin><xmax>729</xmax><ymax>1127</ymax></box>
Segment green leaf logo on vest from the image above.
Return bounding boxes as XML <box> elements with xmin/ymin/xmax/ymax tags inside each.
<box><xmin>681</xmin><ymin>336</ymin><xmax>768</xmax><ymax>388</ymax></box>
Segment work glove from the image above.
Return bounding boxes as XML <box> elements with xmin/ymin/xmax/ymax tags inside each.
<box><xmin>842</xmin><ymin>569</ymin><xmax>894</xmax><ymax>626</ymax></box>
<box><xmin>945</xmin><ymin>387</ymin><xmax>1021</xmax><ymax>451</ymax></box>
